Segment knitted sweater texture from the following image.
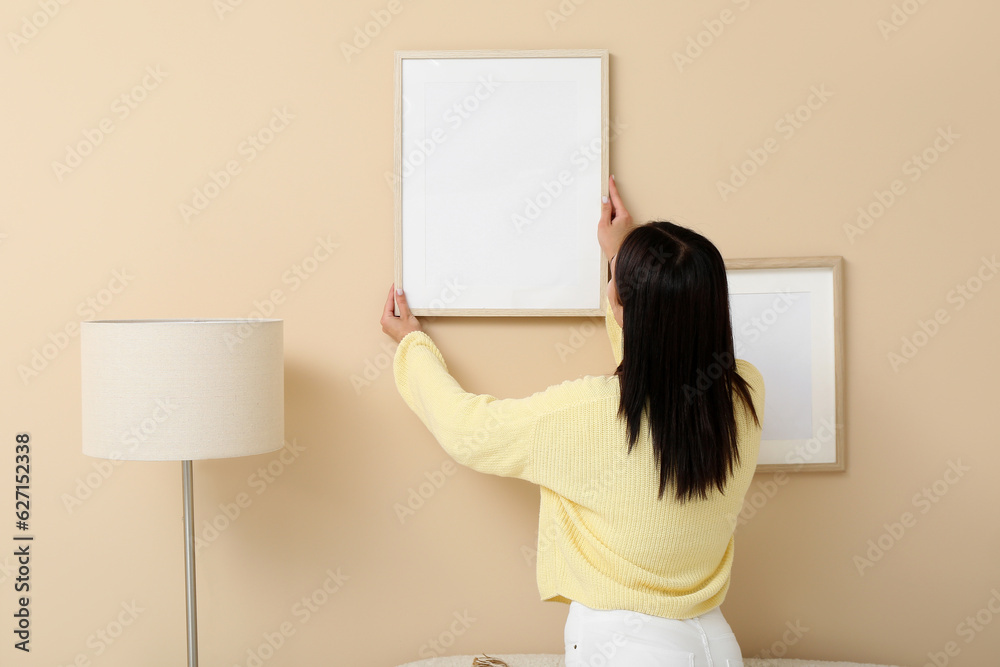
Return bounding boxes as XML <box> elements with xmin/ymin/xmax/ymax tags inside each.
<box><xmin>392</xmin><ymin>299</ymin><xmax>765</xmax><ymax>619</ymax></box>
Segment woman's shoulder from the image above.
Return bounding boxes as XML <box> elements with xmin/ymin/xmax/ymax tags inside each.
<box><xmin>521</xmin><ymin>373</ymin><xmax>619</xmax><ymax>407</ymax></box>
<box><xmin>734</xmin><ymin>358</ymin><xmax>761</xmax><ymax>376</ymax></box>
<box><xmin>734</xmin><ymin>358</ymin><xmax>764</xmax><ymax>390</ymax></box>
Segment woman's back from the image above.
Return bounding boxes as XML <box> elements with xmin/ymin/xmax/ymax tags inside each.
<box><xmin>386</xmin><ymin>176</ymin><xmax>765</xmax><ymax>664</ymax></box>
<box><xmin>581</xmin><ymin>359</ymin><xmax>763</xmax><ymax>577</ymax></box>
<box><xmin>527</xmin><ymin>301</ymin><xmax>764</xmax><ymax>617</ymax></box>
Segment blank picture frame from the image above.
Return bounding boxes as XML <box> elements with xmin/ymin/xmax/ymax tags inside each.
<box><xmin>393</xmin><ymin>49</ymin><xmax>610</xmax><ymax>316</ymax></box>
<box><xmin>725</xmin><ymin>257</ymin><xmax>845</xmax><ymax>473</ymax></box>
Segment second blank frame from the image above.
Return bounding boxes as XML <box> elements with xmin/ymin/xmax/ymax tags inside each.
<box><xmin>726</xmin><ymin>257</ymin><xmax>845</xmax><ymax>472</ymax></box>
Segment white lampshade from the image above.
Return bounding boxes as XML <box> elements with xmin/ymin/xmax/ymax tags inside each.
<box><xmin>81</xmin><ymin>319</ymin><xmax>284</xmax><ymax>461</ymax></box>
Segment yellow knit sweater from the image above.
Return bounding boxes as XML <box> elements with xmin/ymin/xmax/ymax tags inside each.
<box><xmin>392</xmin><ymin>299</ymin><xmax>765</xmax><ymax>619</ymax></box>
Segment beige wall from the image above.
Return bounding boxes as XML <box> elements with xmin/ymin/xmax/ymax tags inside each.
<box><xmin>3</xmin><ymin>1</ymin><xmax>999</xmax><ymax>665</ymax></box>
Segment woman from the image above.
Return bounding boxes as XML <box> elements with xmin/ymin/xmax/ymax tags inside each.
<box><xmin>381</xmin><ymin>175</ymin><xmax>764</xmax><ymax>667</ymax></box>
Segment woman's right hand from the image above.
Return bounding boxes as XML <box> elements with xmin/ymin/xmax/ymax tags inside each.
<box><xmin>597</xmin><ymin>174</ymin><xmax>635</xmax><ymax>260</ymax></box>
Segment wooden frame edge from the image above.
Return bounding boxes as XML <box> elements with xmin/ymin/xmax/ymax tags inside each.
<box><xmin>393</xmin><ymin>49</ymin><xmax>610</xmax><ymax>318</ymax></box>
<box><xmin>725</xmin><ymin>256</ymin><xmax>846</xmax><ymax>473</ymax></box>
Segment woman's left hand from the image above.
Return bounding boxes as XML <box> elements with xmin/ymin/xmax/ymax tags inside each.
<box><xmin>381</xmin><ymin>284</ymin><xmax>423</xmax><ymax>343</ymax></box>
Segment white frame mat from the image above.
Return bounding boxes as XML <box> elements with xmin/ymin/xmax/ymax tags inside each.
<box><xmin>726</xmin><ymin>257</ymin><xmax>845</xmax><ymax>472</ymax></box>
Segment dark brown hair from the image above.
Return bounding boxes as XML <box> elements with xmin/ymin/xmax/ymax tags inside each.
<box><xmin>613</xmin><ymin>220</ymin><xmax>760</xmax><ymax>503</ymax></box>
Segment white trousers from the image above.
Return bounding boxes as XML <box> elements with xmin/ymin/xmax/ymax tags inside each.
<box><xmin>564</xmin><ymin>600</ymin><xmax>744</xmax><ymax>667</ymax></box>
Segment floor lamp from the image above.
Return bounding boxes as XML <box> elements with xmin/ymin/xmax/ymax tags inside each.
<box><xmin>80</xmin><ymin>318</ymin><xmax>284</xmax><ymax>667</ymax></box>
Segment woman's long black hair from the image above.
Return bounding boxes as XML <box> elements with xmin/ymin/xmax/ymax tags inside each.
<box><xmin>612</xmin><ymin>220</ymin><xmax>760</xmax><ymax>503</ymax></box>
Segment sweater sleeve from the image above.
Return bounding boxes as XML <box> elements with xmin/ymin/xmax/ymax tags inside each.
<box><xmin>393</xmin><ymin>330</ymin><xmax>569</xmax><ymax>483</ymax></box>
<box><xmin>605</xmin><ymin>298</ymin><xmax>623</xmax><ymax>367</ymax></box>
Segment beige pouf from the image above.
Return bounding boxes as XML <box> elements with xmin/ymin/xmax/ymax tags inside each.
<box><xmin>396</xmin><ymin>655</ymin><xmax>905</xmax><ymax>667</ymax></box>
